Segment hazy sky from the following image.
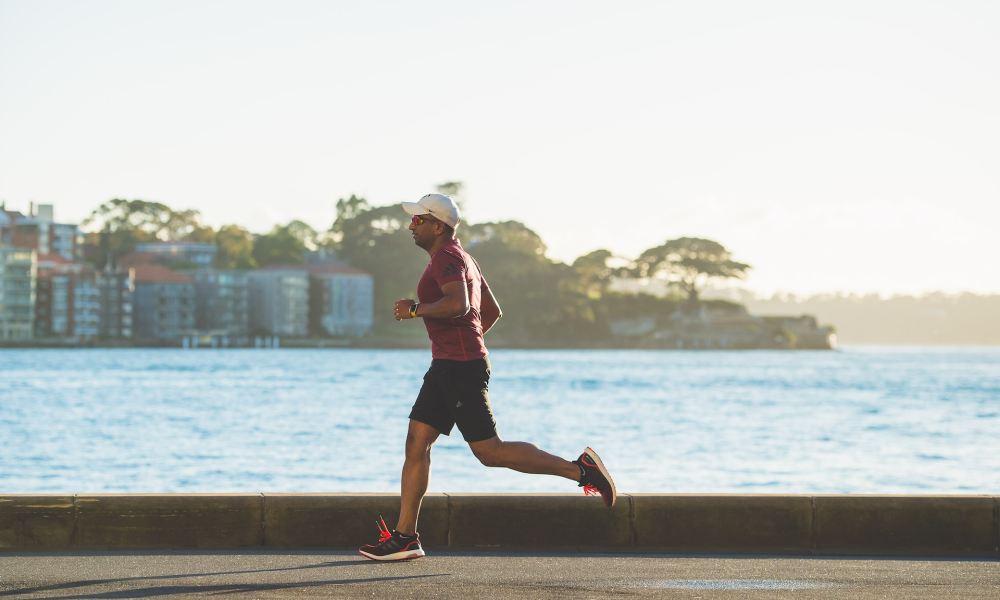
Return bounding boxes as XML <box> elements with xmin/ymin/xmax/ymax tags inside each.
<box><xmin>2</xmin><ymin>1</ymin><xmax>997</xmax><ymax>295</ymax></box>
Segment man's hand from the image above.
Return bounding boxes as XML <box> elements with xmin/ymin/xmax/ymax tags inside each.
<box><xmin>394</xmin><ymin>298</ymin><xmax>416</xmax><ymax>321</ymax></box>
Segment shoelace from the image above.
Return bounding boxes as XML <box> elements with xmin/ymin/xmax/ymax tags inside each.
<box><xmin>375</xmin><ymin>514</ymin><xmax>392</xmax><ymax>543</ymax></box>
<box><xmin>576</xmin><ymin>460</ymin><xmax>600</xmax><ymax>496</ymax></box>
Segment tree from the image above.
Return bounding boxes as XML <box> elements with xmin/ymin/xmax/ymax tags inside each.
<box><xmin>252</xmin><ymin>223</ymin><xmax>308</xmax><ymax>266</ymax></box>
<box><xmin>435</xmin><ymin>181</ymin><xmax>463</xmax><ymax>197</ymax></box>
<box><xmin>82</xmin><ymin>199</ymin><xmax>167</xmax><ymax>267</ymax></box>
<box><xmin>284</xmin><ymin>220</ymin><xmax>321</xmax><ymax>251</ymax></box>
<box><xmin>215</xmin><ymin>225</ymin><xmax>257</xmax><ymax>269</ymax></box>
<box><xmin>633</xmin><ymin>237</ymin><xmax>751</xmax><ymax>305</ymax></box>
<box><xmin>164</xmin><ymin>208</ymin><xmax>213</xmax><ymax>242</ymax></box>
<box><xmin>331</xmin><ymin>200</ymin><xmax>597</xmax><ymax>339</ymax></box>
<box><xmin>463</xmin><ymin>220</ymin><xmax>547</xmax><ymax>258</ymax></box>
<box><xmin>572</xmin><ymin>249</ymin><xmax>615</xmax><ymax>299</ymax></box>
<box><xmin>83</xmin><ymin>199</ymin><xmax>210</xmax><ymax>241</ymax></box>
<box><xmin>182</xmin><ymin>224</ymin><xmax>216</xmax><ymax>243</ymax></box>
<box><xmin>462</xmin><ymin>221</ymin><xmax>599</xmax><ymax>342</ymax></box>
<box><xmin>327</xmin><ymin>194</ymin><xmax>370</xmax><ymax>246</ymax></box>
<box><xmin>81</xmin><ymin>198</ymin><xmax>212</xmax><ymax>267</ymax></box>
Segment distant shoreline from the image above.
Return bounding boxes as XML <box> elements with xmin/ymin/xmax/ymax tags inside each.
<box><xmin>0</xmin><ymin>340</ymin><xmax>830</xmax><ymax>350</ymax></box>
<box><xmin>4</xmin><ymin>340</ymin><xmax>998</xmax><ymax>350</ymax></box>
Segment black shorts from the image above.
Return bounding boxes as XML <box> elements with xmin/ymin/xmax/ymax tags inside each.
<box><xmin>409</xmin><ymin>357</ymin><xmax>497</xmax><ymax>443</ymax></box>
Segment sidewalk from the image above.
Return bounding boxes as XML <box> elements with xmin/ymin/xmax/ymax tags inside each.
<box><xmin>1</xmin><ymin>549</ymin><xmax>998</xmax><ymax>599</ymax></box>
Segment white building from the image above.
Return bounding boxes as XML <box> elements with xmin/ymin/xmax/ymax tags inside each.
<box><xmin>247</xmin><ymin>267</ymin><xmax>309</xmax><ymax>336</ymax></box>
<box><xmin>309</xmin><ymin>264</ymin><xmax>374</xmax><ymax>337</ymax></box>
<box><xmin>0</xmin><ymin>245</ymin><xmax>37</xmax><ymax>340</ymax></box>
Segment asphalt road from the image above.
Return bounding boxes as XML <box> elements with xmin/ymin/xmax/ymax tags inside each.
<box><xmin>0</xmin><ymin>550</ymin><xmax>998</xmax><ymax>599</ymax></box>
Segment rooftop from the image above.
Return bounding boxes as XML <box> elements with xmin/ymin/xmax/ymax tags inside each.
<box><xmin>132</xmin><ymin>264</ymin><xmax>192</xmax><ymax>284</ymax></box>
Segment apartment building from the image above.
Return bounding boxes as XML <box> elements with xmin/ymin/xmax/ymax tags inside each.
<box><xmin>192</xmin><ymin>269</ymin><xmax>249</xmax><ymax>337</ymax></box>
<box><xmin>0</xmin><ymin>203</ymin><xmax>79</xmax><ymax>261</ymax></box>
<box><xmin>247</xmin><ymin>267</ymin><xmax>309</xmax><ymax>337</ymax></box>
<box><xmin>131</xmin><ymin>264</ymin><xmax>195</xmax><ymax>341</ymax></box>
<box><xmin>0</xmin><ymin>245</ymin><xmax>37</xmax><ymax>340</ymax></box>
<box><xmin>309</xmin><ymin>263</ymin><xmax>374</xmax><ymax>337</ymax></box>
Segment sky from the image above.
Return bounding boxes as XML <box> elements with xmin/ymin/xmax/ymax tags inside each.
<box><xmin>1</xmin><ymin>0</ymin><xmax>998</xmax><ymax>296</ymax></box>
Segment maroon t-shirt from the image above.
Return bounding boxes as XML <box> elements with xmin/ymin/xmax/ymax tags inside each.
<box><xmin>417</xmin><ymin>238</ymin><xmax>489</xmax><ymax>361</ymax></box>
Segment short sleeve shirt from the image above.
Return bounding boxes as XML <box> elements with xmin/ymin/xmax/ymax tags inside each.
<box><xmin>417</xmin><ymin>238</ymin><xmax>489</xmax><ymax>361</ymax></box>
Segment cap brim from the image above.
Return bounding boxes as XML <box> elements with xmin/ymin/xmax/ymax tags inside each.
<box><xmin>401</xmin><ymin>202</ymin><xmax>430</xmax><ymax>216</ymax></box>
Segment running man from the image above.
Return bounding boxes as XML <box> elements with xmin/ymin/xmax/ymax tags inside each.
<box><xmin>358</xmin><ymin>193</ymin><xmax>616</xmax><ymax>561</ymax></box>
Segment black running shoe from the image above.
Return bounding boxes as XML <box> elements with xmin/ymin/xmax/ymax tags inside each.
<box><xmin>358</xmin><ymin>515</ymin><xmax>425</xmax><ymax>561</ymax></box>
<box><xmin>574</xmin><ymin>447</ymin><xmax>617</xmax><ymax>508</ymax></box>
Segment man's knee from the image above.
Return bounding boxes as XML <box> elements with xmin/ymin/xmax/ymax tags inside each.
<box><xmin>404</xmin><ymin>420</ymin><xmax>440</xmax><ymax>460</ymax></box>
<box><xmin>471</xmin><ymin>440</ymin><xmax>505</xmax><ymax>467</ymax></box>
<box><xmin>405</xmin><ymin>432</ymin><xmax>434</xmax><ymax>461</ymax></box>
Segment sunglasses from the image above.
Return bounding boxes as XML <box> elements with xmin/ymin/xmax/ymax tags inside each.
<box><xmin>410</xmin><ymin>214</ymin><xmax>437</xmax><ymax>226</ymax></box>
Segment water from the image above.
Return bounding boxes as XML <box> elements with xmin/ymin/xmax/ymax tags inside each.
<box><xmin>1</xmin><ymin>347</ymin><xmax>998</xmax><ymax>494</ymax></box>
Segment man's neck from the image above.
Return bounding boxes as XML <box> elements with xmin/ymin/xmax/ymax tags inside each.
<box><xmin>425</xmin><ymin>235</ymin><xmax>455</xmax><ymax>256</ymax></box>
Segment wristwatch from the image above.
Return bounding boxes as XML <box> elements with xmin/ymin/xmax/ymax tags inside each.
<box><xmin>409</xmin><ymin>303</ymin><xmax>419</xmax><ymax>318</ymax></box>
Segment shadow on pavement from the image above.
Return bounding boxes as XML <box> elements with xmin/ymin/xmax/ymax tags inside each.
<box><xmin>0</xmin><ymin>559</ymin><xmax>446</xmax><ymax>599</ymax></box>
<box><xmin>3</xmin><ymin>575</ymin><xmax>447</xmax><ymax>599</ymax></box>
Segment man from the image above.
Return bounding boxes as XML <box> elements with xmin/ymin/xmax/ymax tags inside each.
<box><xmin>358</xmin><ymin>193</ymin><xmax>616</xmax><ymax>561</ymax></box>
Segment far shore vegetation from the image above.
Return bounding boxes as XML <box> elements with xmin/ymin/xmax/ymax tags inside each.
<box><xmin>76</xmin><ymin>183</ymin><xmax>998</xmax><ymax>346</ymax></box>
<box><xmin>81</xmin><ymin>185</ymin><xmax>754</xmax><ymax>345</ymax></box>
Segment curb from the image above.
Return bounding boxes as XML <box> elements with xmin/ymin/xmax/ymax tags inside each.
<box><xmin>1</xmin><ymin>494</ymin><xmax>998</xmax><ymax>556</ymax></box>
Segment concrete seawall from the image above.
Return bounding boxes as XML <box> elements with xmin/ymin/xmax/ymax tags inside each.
<box><xmin>2</xmin><ymin>494</ymin><xmax>998</xmax><ymax>556</ymax></box>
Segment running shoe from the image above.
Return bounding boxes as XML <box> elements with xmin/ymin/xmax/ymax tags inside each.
<box><xmin>574</xmin><ymin>447</ymin><xmax>617</xmax><ymax>508</ymax></box>
<box><xmin>358</xmin><ymin>515</ymin><xmax>425</xmax><ymax>561</ymax></box>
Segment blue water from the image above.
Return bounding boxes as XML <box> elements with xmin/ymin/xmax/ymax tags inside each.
<box><xmin>1</xmin><ymin>348</ymin><xmax>998</xmax><ymax>494</ymax></box>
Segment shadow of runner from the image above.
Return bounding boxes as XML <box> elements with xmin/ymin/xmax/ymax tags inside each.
<box><xmin>0</xmin><ymin>560</ymin><xmax>401</xmax><ymax>598</ymax></box>
<box><xmin>3</xmin><ymin>574</ymin><xmax>448</xmax><ymax>599</ymax></box>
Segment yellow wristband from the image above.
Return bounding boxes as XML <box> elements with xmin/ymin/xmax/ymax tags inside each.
<box><xmin>409</xmin><ymin>303</ymin><xmax>419</xmax><ymax>318</ymax></box>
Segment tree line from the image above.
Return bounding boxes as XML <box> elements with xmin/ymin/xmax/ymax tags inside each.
<box><xmin>82</xmin><ymin>187</ymin><xmax>751</xmax><ymax>343</ymax></box>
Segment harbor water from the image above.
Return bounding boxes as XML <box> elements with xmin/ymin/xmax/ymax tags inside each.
<box><xmin>1</xmin><ymin>347</ymin><xmax>998</xmax><ymax>494</ymax></box>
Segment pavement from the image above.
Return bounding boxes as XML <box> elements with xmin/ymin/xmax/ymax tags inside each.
<box><xmin>0</xmin><ymin>550</ymin><xmax>998</xmax><ymax>599</ymax></box>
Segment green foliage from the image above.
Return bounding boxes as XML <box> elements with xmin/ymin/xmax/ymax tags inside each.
<box><xmin>165</xmin><ymin>208</ymin><xmax>212</xmax><ymax>241</ymax></box>
<box><xmin>215</xmin><ymin>225</ymin><xmax>257</xmax><ymax>269</ymax></box>
<box><xmin>435</xmin><ymin>181</ymin><xmax>464</xmax><ymax>198</ymax></box>
<box><xmin>183</xmin><ymin>225</ymin><xmax>216</xmax><ymax>243</ymax></box>
<box><xmin>572</xmin><ymin>249</ymin><xmax>615</xmax><ymax>299</ymax></box>
<box><xmin>77</xmin><ymin>195</ymin><xmax>764</xmax><ymax>346</ymax></box>
<box><xmin>331</xmin><ymin>200</ymin><xmax>600</xmax><ymax>340</ymax></box>
<box><xmin>283</xmin><ymin>220</ymin><xmax>322</xmax><ymax>251</ymax></box>
<box><xmin>252</xmin><ymin>223</ymin><xmax>308</xmax><ymax>266</ymax></box>
<box><xmin>327</xmin><ymin>201</ymin><xmax>756</xmax><ymax>343</ymax></box>
<box><xmin>463</xmin><ymin>221</ymin><xmax>547</xmax><ymax>258</ymax></box>
<box><xmin>81</xmin><ymin>198</ymin><xmax>214</xmax><ymax>268</ymax></box>
<box><xmin>463</xmin><ymin>221</ymin><xmax>598</xmax><ymax>343</ymax></box>
<box><xmin>634</xmin><ymin>237</ymin><xmax>751</xmax><ymax>303</ymax></box>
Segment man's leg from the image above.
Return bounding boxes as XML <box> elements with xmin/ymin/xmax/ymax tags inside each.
<box><xmin>468</xmin><ymin>436</ymin><xmax>580</xmax><ymax>481</ymax></box>
<box><xmin>468</xmin><ymin>437</ymin><xmax>618</xmax><ymax>508</ymax></box>
<box><xmin>396</xmin><ymin>419</ymin><xmax>440</xmax><ymax>536</ymax></box>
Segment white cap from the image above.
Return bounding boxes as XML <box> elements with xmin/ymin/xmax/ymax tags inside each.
<box><xmin>401</xmin><ymin>193</ymin><xmax>461</xmax><ymax>228</ymax></box>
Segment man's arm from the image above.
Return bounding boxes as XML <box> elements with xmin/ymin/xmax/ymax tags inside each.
<box><xmin>480</xmin><ymin>280</ymin><xmax>502</xmax><ymax>334</ymax></box>
<box><xmin>394</xmin><ymin>281</ymin><xmax>469</xmax><ymax>321</ymax></box>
